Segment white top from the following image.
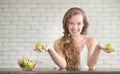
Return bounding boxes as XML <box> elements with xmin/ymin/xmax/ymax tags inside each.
<box><xmin>80</xmin><ymin>45</ymin><xmax>89</xmax><ymax>70</ymax></box>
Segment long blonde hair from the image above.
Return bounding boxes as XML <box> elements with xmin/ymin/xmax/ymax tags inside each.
<box><xmin>60</xmin><ymin>7</ymin><xmax>89</xmax><ymax>70</ymax></box>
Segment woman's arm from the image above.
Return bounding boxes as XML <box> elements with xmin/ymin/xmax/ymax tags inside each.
<box><xmin>45</xmin><ymin>39</ymin><xmax>67</xmax><ymax>69</ymax></box>
<box><xmin>86</xmin><ymin>37</ymin><xmax>99</xmax><ymax>69</ymax></box>
<box><xmin>87</xmin><ymin>37</ymin><xmax>114</xmax><ymax>69</ymax></box>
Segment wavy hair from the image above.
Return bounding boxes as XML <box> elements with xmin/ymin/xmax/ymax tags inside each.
<box><xmin>60</xmin><ymin>7</ymin><xmax>89</xmax><ymax>70</ymax></box>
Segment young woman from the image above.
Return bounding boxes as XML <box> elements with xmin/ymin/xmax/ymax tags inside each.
<box><xmin>34</xmin><ymin>7</ymin><xmax>114</xmax><ymax>70</ymax></box>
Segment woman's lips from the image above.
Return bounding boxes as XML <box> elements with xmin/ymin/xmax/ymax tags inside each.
<box><xmin>72</xmin><ymin>30</ymin><xmax>78</xmax><ymax>33</ymax></box>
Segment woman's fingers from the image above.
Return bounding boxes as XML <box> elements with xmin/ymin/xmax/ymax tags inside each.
<box><xmin>33</xmin><ymin>48</ymin><xmax>45</xmax><ymax>53</ymax></box>
<box><xmin>103</xmin><ymin>48</ymin><xmax>115</xmax><ymax>53</ymax></box>
<box><xmin>34</xmin><ymin>49</ymin><xmax>40</xmax><ymax>53</ymax></box>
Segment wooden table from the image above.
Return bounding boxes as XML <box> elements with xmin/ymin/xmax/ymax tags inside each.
<box><xmin>0</xmin><ymin>68</ymin><xmax>120</xmax><ymax>74</ymax></box>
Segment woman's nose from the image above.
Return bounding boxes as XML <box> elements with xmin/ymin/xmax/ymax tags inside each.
<box><xmin>73</xmin><ymin>25</ymin><xmax>78</xmax><ymax>30</ymax></box>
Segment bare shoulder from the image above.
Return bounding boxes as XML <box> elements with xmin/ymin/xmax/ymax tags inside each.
<box><xmin>54</xmin><ymin>37</ymin><xmax>62</xmax><ymax>47</ymax></box>
<box><xmin>86</xmin><ymin>36</ymin><xmax>98</xmax><ymax>50</ymax></box>
<box><xmin>87</xmin><ymin>36</ymin><xmax>97</xmax><ymax>43</ymax></box>
<box><xmin>54</xmin><ymin>37</ymin><xmax>63</xmax><ymax>52</ymax></box>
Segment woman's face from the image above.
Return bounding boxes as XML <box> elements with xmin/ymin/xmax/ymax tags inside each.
<box><xmin>67</xmin><ymin>14</ymin><xmax>84</xmax><ymax>37</ymax></box>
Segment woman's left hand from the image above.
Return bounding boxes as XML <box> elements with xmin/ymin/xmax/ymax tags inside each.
<box><xmin>98</xmin><ymin>43</ymin><xmax>115</xmax><ymax>54</ymax></box>
<box><xmin>103</xmin><ymin>48</ymin><xmax>115</xmax><ymax>53</ymax></box>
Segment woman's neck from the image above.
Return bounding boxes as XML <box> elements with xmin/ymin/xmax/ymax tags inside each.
<box><xmin>71</xmin><ymin>34</ymin><xmax>86</xmax><ymax>53</ymax></box>
<box><xmin>71</xmin><ymin>34</ymin><xmax>83</xmax><ymax>42</ymax></box>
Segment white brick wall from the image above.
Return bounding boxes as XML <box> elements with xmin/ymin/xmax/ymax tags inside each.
<box><xmin>0</xmin><ymin>0</ymin><xmax>120</xmax><ymax>68</ymax></box>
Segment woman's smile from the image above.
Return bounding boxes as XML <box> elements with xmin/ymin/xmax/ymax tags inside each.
<box><xmin>71</xmin><ymin>29</ymin><xmax>80</xmax><ymax>34</ymax></box>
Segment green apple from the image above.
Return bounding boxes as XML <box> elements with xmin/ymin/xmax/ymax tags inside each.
<box><xmin>35</xmin><ymin>42</ymin><xmax>44</xmax><ymax>50</ymax></box>
<box><xmin>106</xmin><ymin>43</ymin><xmax>114</xmax><ymax>50</ymax></box>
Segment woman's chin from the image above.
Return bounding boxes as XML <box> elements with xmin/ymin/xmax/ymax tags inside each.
<box><xmin>71</xmin><ymin>34</ymin><xmax>80</xmax><ymax>37</ymax></box>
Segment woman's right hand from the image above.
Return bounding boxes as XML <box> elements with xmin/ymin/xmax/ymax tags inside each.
<box><xmin>33</xmin><ymin>44</ymin><xmax>51</xmax><ymax>53</ymax></box>
<box><xmin>33</xmin><ymin>48</ymin><xmax>45</xmax><ymax>53</ymax></box>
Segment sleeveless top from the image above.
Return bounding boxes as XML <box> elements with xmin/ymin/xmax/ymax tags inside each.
<box><xmin>80</xmin><ymin>44</ymin><xmax>89</xmax><ymax>70</ymax></box>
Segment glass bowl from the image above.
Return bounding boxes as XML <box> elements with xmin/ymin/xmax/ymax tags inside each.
<box><xmin>18</xmin><ymin>58</ymin><xmax>36</xmax><ymax>71</ymax></box>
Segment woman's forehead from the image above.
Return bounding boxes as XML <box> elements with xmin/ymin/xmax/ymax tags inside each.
<box><xmin>69</xmin><ymin>14</ymin><xmax>83</xmax><ymax>22</ymax></box>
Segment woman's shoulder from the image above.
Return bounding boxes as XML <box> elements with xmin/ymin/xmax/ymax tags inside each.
<box><xmin>54</xmin><ymin>36</ymin><xmax>63</xmax><ymax>49</ymax></box>
<box><xmin>85</xmin><ymin>36</ymin><xmax>97</xmax><ymax>48</ymax></box>
<box><xmin>54</xmin><ymin>36</ymin><xmax>64</xmax><ymax>53</ymax></box>
<box><xmin>86</xmin><ymin>36</ymin><xmax>96</xmax><ymax>42</ymax></box>
<box><xmin>54</xmin><ymin>36</ymin><xmax>63</xmax><ymax>45</ymax></box>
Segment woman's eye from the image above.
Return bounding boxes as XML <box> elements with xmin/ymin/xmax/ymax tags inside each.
<box><xmin>69</xmin><ymin>23</ymin><xmax>73</xmax><ymax>25</ymax></box>
<box><xmin>77</xmin><ymin>22</ymin><xmax>81</xmax><ymax>25</ymax></box>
